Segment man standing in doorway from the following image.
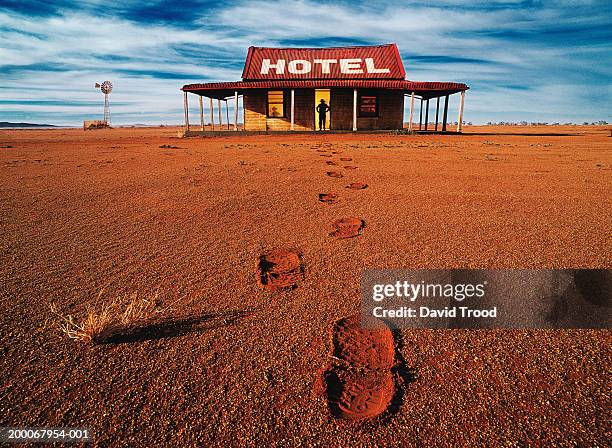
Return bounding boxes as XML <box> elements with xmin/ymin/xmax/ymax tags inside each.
<box><xmin>316</xmin><ymin>99</ymin><xmax>330</xmax><ymax>131</ymax></box>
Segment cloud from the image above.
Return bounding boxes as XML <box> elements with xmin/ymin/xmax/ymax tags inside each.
<box><xmin>0</xmin><ymin>0</ymin><xmax>610</xmax><ymax>125</ymax></box>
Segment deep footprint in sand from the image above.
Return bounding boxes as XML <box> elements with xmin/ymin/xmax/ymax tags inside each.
<box><xmin>257</xmin><ymin>248</ymin><xmax>303</xmax><ymax>291</ymax></box>
<box><xmin>344</xmin><ymin>165</ymin><xmax>358</xmax><ymax>170</ymax></box>
<box><xmin>326</xmin><ymin>171</ymin><xmax>343</xmax><ymax>178</ymax></box>
<box><xmin>329</xmin><ymin>217</ymin><xmax>364</xmax><ymax>239</ymax></box>
<box><xmin>340</xmin><ymin>157</ymin><xmax>352</xmax><ymax>161</ymax></box>
<box><xmin>326</xmin><ymin>161</ymin><xmax>338</xmax><ymax>166</ymax></box>
<box><xmin>324</xmin><ymin>315</ymin><xmax>396</xmax><ymax>420</ymax></box>
<box><xmin>347</xmin><ymin>182</ymin><xmax>368</xmax><ymax>190</ymax></box>
<box><xmin>319</xmin><ymin>193</ymin><xmax>339</xmax><ymax>204</ymax></box>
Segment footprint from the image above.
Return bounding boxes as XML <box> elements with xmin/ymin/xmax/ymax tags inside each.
<box><xmin>340</xmin><ymin>157</ymin><xmax>352</xmax><ymax>161</ymax></box>
<box><xmin>257</xmin><ymin>249</ymin><xmax>303</xmax><ymax>291</ymax></box>
<box><xmin>323</xmin><ymin>315</ymin><xmax>396</xmax><ymax>420</ymax></box>
<box><xmin>326</xmin><ymin>161</ymin><xmax>338</xmax><ymax>166</ymax></box>
<box><xmin>326</xmin><ymin>171</ymin><xmax>343</xmax><ymax>178</ymax></box>
<box><xmin>347</xmin><ymin>182</ymin><xmax>368</xmax><ymax>190</ymax></box>
<box><xmin>344</xmin><ymin>165</ymin><xmax>358</xmax><ymax>170</ymax></box>
<box><xmin>320</xmin><ymin>154</ymin><xmax>333</xmax><ymax>158</ymax></box>
<box><xmin>319</xmin><ymin>193</ymin><xmax>339</xmax><ymax>204</ymax></box>
<box><xmin>329</xmin><ymin>217</ymin><xmax>365</xmax><ymax>239</ymax></box>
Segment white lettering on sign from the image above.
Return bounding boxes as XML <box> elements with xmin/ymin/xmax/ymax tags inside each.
<box><xmin>313</xmin><ymin>59</ymin><xmax>338</xmax><ymax>74</ymax></box>
<box><xmin>288</xmin><ymin>59</ymin><xmax>311</xmax><ymax>74</ymax></box>
<box><xmin>365</xmin><ymin>58</ymin><xmax>390</xmax><ymax>74</ymax></box>
<box><xmin>259</xmin><ymin>58</ymin><xmax>391</xmax><ymax>75</ymax></box>
<box><xmin>339</xmin><ymin>58</ymin><xmax>363</xmax><ymax>74</ymax></box>
<box><xmin>261</xmin><ymin>58</ymin><xmax>286</xmax><ymax>75</ymax></box>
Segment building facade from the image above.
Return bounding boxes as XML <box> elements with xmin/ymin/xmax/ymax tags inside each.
<box><xmin>181</xmin><ymin>44</ymin><xmax>469</xmax><ymax>133</ymax></box>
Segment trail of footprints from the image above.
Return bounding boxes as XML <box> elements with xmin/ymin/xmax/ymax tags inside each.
<box><xmin>318</xmin><ymin>145</ymin><xmax>367</xmax><ymax>240</ymax></box>
<box><xmin>257</xmin><ymin>144</ymin><xmax>402</xmax><ymax>421</ymax></box>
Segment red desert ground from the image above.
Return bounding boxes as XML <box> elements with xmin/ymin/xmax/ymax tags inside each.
<box><xmin>0</xmin><ymin>125</ymin><xmax>610</xmax><ymax>446</ymax></box>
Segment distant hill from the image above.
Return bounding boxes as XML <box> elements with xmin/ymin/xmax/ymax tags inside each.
<box><xmin>0</xmin><ymin>122</ymin><xmax>57</xmax><ymax>128</ymax></box>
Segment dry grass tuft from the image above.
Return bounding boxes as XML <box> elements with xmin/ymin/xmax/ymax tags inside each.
<box><xmin>49</xmin><ymin>291</ymin><xmax>171</xmax><ymax>344</ymax></box>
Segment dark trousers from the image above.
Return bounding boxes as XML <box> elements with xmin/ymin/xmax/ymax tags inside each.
<box><xmin>318</xmin><ymin>114</ymin><xmax>327</xmax><ymax>130</ymax></box>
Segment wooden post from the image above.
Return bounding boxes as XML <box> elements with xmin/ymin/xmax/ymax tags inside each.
<box><xmin>217</xmin><ymin>99</ymin><xmax>222</xmax><ymax>129</ymax></box>
<box><xmin>199</xmin><ymin>95</ymin><xmax>204</xmax><ymax>131</ymax></box>
<box><xmin>353</xmin><ymin>89</ymin><xmax>358</xmax><ymax>131</ymax></box>
<box><xmin>183</xmin><ymin>91</ymin><xmax>189</xmax><ymax>131</ymax></box>
<box><xmin>234</xmin><ymin>91</ymin><xmax>238</xmax><ymax>131</ymax></box>
<box><xmin>290</xmin><ymin>89</ymin><xmax>295</xmax><ymax>131</ymax></box>
<box><xmin>442</xmin><ymin>94</ymin><xmax>449</xmax><ymax>132</ymax></box>
<box><xmin>408</xmin><ymin>91</ymin><xmax>415</xmax><ymax>131</ymax></box>
<box><xmin>419</xmin><ymin>98</ymin><xmax>423</xmax><ymax>130</ymax></box>
<box><xmin>457</xmin><ymin>91</ymin><xmax>465</xmax><ymax>133</ymax></box>
<box><xmin>209</xmin><ymin>97</ymin><xmax>214</xmax><ymax>130</ymax></box>
<box><xmin>435</xmin><ymin>97</ymin><xmax>440</xmax><ymax>131</ymax></box>
<box><xmin>424</xmin><ymin>99</ymin><xmax>429</xmax><ymax>131</ymax></box>
<box><xmin>225</xmin><ymin>100</ymin><xmax>230</xmax><ymax>130</ymax></box>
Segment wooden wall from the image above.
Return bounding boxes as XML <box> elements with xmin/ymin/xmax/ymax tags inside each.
<box><xmin>244</xmin><ymin>89</ymin><xmax>314</xmax><ymax>131</ymax></box>
<box><xmin>331</xmin><ymin>89</ymin><xmax>404</xmax><ymax>130</ymax></box>
<box><xmin>243</xmin><ymin>90</ymin><xmax>267</xmax><ymax>131</ymax></box>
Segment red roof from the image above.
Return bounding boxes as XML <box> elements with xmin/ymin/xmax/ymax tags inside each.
<box><xmin>182</xmin><ymin>79</ymin><xmax>468</xmax><ymax>99</ymax></box>
<box><xmin>181</xmin><ymin>44</ymin><xmax>469</xmax><ymax>98</ymax></box>
<box><xmin>241</xmin><ymin>44</ymin><xmax>405</xmax><ymax>80</ymax></box>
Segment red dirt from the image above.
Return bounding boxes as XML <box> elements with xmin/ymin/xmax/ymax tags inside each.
<box><xmin>0</xmin><ymin>126</ymin><xmax>609</xmax><ymax>446</ymax></box>
<box><xmin>326</xmin><ymin>171</ymin><xmax>343</xmax><ymax>178</ymax></box>
<box><xmin>346</xmin><ymin>182</ymin><xmax>368</xmax><ymax>190</ymax></box>
<box><xmin>257</xmin><ymin>248</ymin><xmax>303</xmax><ymax>291</ymax></box>
<box><xmin>318</xmin><ymin>193</ymin><xmax>339</xmax><ymax>204</ymax></box>
<box><xmin>329</xmin><ymin>217</ymin><xmax>365</xmax><ymax>239</ymax></box>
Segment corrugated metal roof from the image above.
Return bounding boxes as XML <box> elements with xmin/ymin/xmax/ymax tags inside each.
<box><xmin>241</xmin><ymin>44</ymin><xmax>405</xmax><ymax>80</ymax></box>
<box><xmin>182</xmin><ymin>79</ymin><xmax>468</xmax><ymax>99</ymax></box>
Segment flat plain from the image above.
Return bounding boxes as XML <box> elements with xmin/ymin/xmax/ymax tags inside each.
<box><xmin>0</xmin><ymin>126</ymin><xmax>610</xmax><ymax>446</ymax></box>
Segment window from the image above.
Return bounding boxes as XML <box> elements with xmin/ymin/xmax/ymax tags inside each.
<box><xmin>359</xmin><ymin>94</ymin><xmax>378</xmax><ymax>117</ymax></box>
<box><xmin>267</xmin><ymin>90</ymin><xmax>285</xmax><ymax>118</ymax></box>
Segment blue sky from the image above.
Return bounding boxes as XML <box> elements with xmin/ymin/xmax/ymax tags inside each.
<box><xmin>1</xmin><ymin>0</ymin><xmax>610</xmax><ymax>125</ymax></box>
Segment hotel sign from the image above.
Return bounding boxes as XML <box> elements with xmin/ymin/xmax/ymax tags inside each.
<box><xmin>260</xmin><ymin>58</ymin><xmax>391</xmax><ymax>75</ymax></box>
<box><xmin>242</xmin><ymin>44</ymin><xmax>406</xmax><ymax>80</ymax></box>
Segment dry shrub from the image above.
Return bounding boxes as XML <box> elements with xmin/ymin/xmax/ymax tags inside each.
<box><xmin>50</xmin><ymin>291</ymin><xmax>171</xmax><ymax>344</ymax></box>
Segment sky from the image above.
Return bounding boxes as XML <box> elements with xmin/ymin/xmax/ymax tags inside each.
<box><xmin>1</xmin><ymin>0</ymin><xmax>610</xmax><ymax>126</ymax></box>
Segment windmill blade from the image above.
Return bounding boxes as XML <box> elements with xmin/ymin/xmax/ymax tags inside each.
<box><xmin>101</xmin><ymin>80</ymin><xmax>113</xmax><ymax>94</ymax></box>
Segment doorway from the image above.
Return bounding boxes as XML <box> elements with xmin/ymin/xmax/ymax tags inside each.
<box><xmin>314</xmin><ymin>89</ymin><xmax>331</xmax><ymax>130</ymax></box>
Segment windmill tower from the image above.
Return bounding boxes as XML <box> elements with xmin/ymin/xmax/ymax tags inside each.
<box><xmin>95</xmin><ymin>81</ymin><xmax>113</xmax><ymax>126</ymax></box>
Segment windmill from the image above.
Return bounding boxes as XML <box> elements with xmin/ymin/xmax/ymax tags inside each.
<box><xmin>95</xmin><ymin>81</ymin><xmax>113</xmax><ymax>126</ymax></box>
